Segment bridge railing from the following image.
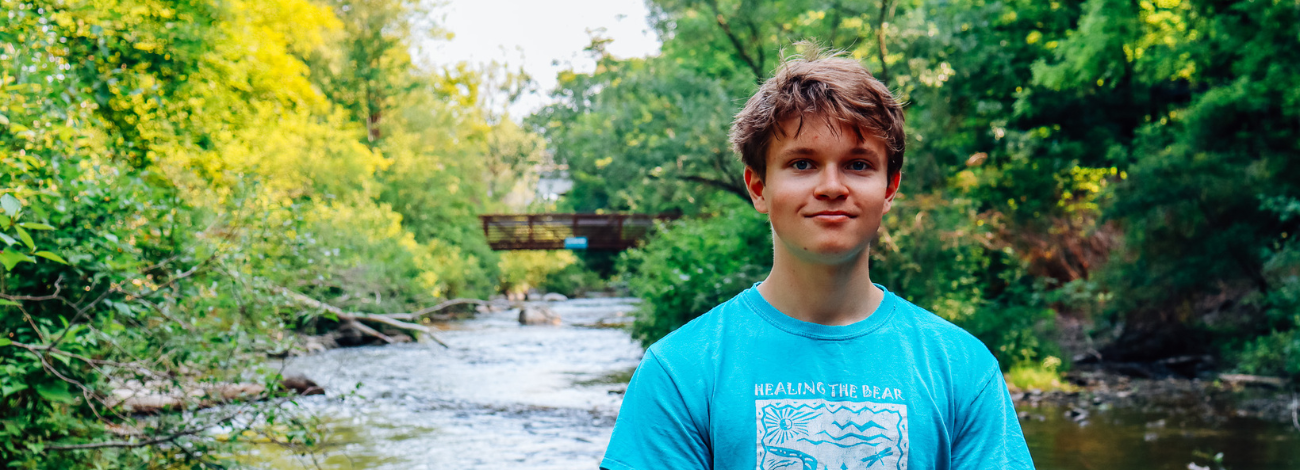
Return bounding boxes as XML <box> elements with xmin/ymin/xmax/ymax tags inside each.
<box><xmin>479</xmin><ymin>213</ymin><xmax>672</xmax><ymax>251</ymax></box>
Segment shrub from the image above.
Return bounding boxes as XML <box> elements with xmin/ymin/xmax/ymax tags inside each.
<box><xmin>540</xmin><ymin>261</ymin><xmax>608</xmax><ymax>298</ymax></box>
<box><xmin>620</xmin><ymin>206</ymin><xmax>772</xmax><ymax>346</ymax></box>
<box><xmin>1005</xmin><ymin>356</ymin><xmax>1074</xmax><ymax>392</ymax></box>
<box><xmin>498</xmin><ymin>250</ymin><xmax>579</xmax><ymax>297</ymax></box>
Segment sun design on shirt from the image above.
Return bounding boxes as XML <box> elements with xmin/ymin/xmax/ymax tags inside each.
<box><xmin>761</xmin><ymin>406</ymin><xmax>817</xmax><ymax>444</ymax></box>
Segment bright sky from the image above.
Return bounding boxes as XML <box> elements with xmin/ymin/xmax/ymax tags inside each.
<box><xmin>415</xmin><ymin>0</ymin><xmax>663</xmax><ymax>118</ymax></box>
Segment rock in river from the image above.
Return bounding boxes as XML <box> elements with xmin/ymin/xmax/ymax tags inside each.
<box><xmin>519</xmin><ymin>306</ymin><xmax>561</xmax><ymax>325</ymax></box>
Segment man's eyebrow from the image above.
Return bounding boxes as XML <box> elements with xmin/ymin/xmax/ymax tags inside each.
<box><xmin>777</xmin><ymin>146</ymin><xmax>884</xmax><ymax>160</ymax></box>
<box><xmin>778</xmin><ymin>147</ymin><xmax>818</xmax><ymax>156</ymax></box>
<box><xmin>848</xmin><ymin>147</ymin><xmax>883</xmax><ymax>158</ymax></box>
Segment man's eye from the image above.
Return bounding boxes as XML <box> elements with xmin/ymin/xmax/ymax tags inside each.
<box><xmin>848</xmin><ymin>161</ymin><xmax>869</xmax><ymax>171</ymax></box>
<box><xmin>792</xmin><ymin>161</ymin><xmax>812</xmax><ymax>170</ymax></box>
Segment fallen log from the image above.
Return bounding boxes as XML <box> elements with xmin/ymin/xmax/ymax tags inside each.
<box><xmin>107</xmin><ymin>375</ymin><xmax>321</xmax><ymax>414</ymax></box>
<box><xmin>384</xmin><ymin>298</ymin><xmax>491</xmax><ymax>321</ymax></box>
<box><xmin>276</xmin><ymin>288</ymin><xmax>454</xmax><ymax>348</ymax></box>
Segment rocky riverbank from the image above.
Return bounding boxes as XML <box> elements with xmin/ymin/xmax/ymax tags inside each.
<box><xmin>1011</xmin><ymin>366</ymin><xmax>1299</xmax><ymax>428</ymax></box>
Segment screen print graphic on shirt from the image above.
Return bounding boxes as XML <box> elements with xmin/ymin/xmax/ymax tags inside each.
<box><xmin>754</xmin><ymin>382</ymin><xmax>909</xmax><ymax>470</ymax></box>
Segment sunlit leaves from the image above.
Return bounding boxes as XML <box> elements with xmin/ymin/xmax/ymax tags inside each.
<box><xmin>0</xmin><ymin>250</ymin><xmax>33</xmax><ymax>271</ymax></box>
<box><xmin>0</xmin><ymin>0</ymin><xmax>510</xmax><ymax>466</ymax></box>
<box><xmin>0</xmin><ymin>194</ymin><xmax>19</xmax><ymax>218</ymax></box>
<box><xmin>34</xmin><ymin>251</ymin><xmax>69</xmax><ymax>265</ymax></box>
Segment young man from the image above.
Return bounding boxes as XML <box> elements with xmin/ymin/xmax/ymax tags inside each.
<box><xmin>601</xmin><ymin>49</ymin><xmax>1034</xmax><ymax>470</ymax></box>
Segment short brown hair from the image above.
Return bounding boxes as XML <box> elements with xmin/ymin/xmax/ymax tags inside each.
<box><xmin>729</xmin><ymin>44</ymin><xmax>905</xmax><ymax>180</ymax></box>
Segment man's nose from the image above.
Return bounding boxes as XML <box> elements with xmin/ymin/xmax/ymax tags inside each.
<box><xmin>814</xmin><ymin>167</ymin><xmax>848</xmax><ymax>200</ymax></box>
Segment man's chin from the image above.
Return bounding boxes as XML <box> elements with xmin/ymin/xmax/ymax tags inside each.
<box><xmin>784</xmin><ymin>240</ymin><xmax>870</xmax><ymax>266</ymax></box>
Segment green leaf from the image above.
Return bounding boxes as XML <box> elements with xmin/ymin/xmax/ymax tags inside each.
<box><xmin>14</xmin><ymin>227</ymin><xmax>33</xmax><ymax>251</ymax></box>
<box><xmin>0</xmin><ymin>195</ymin><xmax>18</xmax><ymax>218</ymax></box>
<box><xmin>35</xmin><ymin>382</ymin><xmax>74</xmax><ymax>403</ymax></box>
<box><xmin>0</xmin><ymin>338</ymin><xmax>10</xmax><ymax>346</ymax></box>
<box><xmin>0</xmin><ymin>299</ymin><xmax>18</xmax><ymax>307</ymax></box>
<box><xmin>104</xmin><ymin>233</ymin><xmax>119</xmax><ymax>243</ymax></box>
<box><xmin>0</xmin><ymin>112</ymin><xmax>8</xmax><ymax>126</ymax></box>
<box><xmin>0</xmin><ymin>233</ymin><xmax>14</xmax><ymax>246</ymax></box>
<box><xmin>34</xmin><ymin>251</ymin><xmax>68</xmax><ymax>265</ymax></box>
<box><xmin>17</xmin><ymin>222</ymin><xmax>53</xmax><ymax>231</ymax></box>
<box><xmin>0</xmin><ymin>214</ymin><xmax>8</xmax><ymax>226</ymax></box>
<box><xmin>1</xmin><ymin>383</ymin><xmax>27</xmax><ymax>397</ymax></box>
<box><xmin>0</xmin><ymin>251</ymin><xmax>32</xmax><ymax>270</ymax></box>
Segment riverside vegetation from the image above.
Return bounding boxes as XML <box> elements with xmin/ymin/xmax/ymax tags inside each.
<box><xmin>3</xmin><ymin>0</ymin><xmax>1299</xmax><ymax>468</ymax></box>
<box><xmin>0</xmin><ymin>0</ymin><xmax>575</xmax><ymax>466</ymax></box>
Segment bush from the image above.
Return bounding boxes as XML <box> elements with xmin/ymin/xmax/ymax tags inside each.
<box><xmin>1233</xmin><ymin>330</ymin><xmax>1300</xmax><ymax>380</ymax></box>
<box><xmin>540</xmin><ymin>261</ymin><xmax>608</xmax><ymax>298</ymax></box>
<box><xmin>1227</xmin><ymin>229</ymin><xmax>1300</xmax><ymax>380</ymax></box>
<box><xmin>620</xmin><ymin>206</ymin><xmax>772</xmax><ymax>347</ymax></box>
<box><xmin>1005</xmin><ymin>356</ymin><xmax>1073</xmax><ymax>392</ymax></box>
<box><xmin>497</xmin><ymin>250</ymin><xmax>579</xmax><ymax>297</ymax></box>
<box><xmin>873</xmin><ymin>193</ymin><xmax>1061</xmax><ymax>369</ymax></box>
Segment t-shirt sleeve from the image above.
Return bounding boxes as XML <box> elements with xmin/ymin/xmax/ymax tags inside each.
<box><xmin>951</xmin><ymin>368</ymin><xmax>1036</xmax><ymax>469</ymax></box>
<box><xmin>601</xmin><ymin>350</ymin><xmax>710</xmax><ymax>470</ymax></box>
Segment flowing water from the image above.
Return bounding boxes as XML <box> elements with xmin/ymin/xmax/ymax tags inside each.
<box><xmin>244</xmin><ymin>298</ymin><xmax>1300</xmax><ymax>469</ymax></box>
<box><xmin>246</xmin><ymin>298</ymin><xmax>643</xmax><ymax>469</ymax></box>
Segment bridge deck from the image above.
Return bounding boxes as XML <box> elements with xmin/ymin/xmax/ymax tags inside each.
<box><xmin>479</xmin><ymin>213</ymin><xmax>669</xmax><ymax>251</ymax></box>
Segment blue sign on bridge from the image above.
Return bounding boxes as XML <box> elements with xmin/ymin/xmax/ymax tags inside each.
<box><xmin>564</xmin><ymin>237</ymin><xmax>588</xmax><ymax>250</ymax></box>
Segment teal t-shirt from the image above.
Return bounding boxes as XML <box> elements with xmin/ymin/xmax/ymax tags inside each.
<box><xmin>601</xmin><ymin>284</ymin><xmax>1034</xmax><ymax>470</ymax></box>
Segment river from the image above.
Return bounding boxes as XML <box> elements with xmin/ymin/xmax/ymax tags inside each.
<box><xmin>244</xmin><ymin>298</ymin><xmax>1300</xmax><ymax>469</ymax></box>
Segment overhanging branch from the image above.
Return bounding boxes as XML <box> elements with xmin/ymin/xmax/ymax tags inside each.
<box><xmin>680</xmin><ymin>174</ymin><xmax>750</xmax><ymax>201</ymax></box>
<box><xmin>705</xmin><ymin>0</ymin><xmax>764</xmax><ymax>79</ymax></box>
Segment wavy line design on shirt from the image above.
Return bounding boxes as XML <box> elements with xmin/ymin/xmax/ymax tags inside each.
<box><xmin>756</xmin><ymin>399</ymin><xmax>908</xmax><ymax>470</ymax></box>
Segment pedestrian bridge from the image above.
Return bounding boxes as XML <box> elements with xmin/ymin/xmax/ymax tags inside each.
<box><xmin>478</xmin><ymin>213</ymin><xmax>672</xmax><ymax>251</ymax></box>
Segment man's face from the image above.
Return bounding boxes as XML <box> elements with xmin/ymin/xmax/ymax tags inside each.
<box><xmin>745</xmin><ymin>116</ymin><xmax>900</xmax><ymax>266</ymax></box>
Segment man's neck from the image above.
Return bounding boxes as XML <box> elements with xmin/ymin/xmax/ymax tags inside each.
<box><xmin>757</xmin><ymin>238</ymin><xmax>883</xmax><ymax>326</ymax></box>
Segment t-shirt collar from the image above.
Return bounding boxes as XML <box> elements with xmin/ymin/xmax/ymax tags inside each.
<box><xmin>741</xmin><ymin>282</ymin><xmax>898</xmax><ymax>340</ymax></box>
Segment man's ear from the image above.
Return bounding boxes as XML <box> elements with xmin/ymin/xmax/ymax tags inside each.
<box><xmin>881</xmin><ymin>171</ymin><xmax>901</xmax><ymax>214</ymax></box>
<box><xmin>743</xmin><ymin>166</ymin><xmax>769</xmax><ymax>214</ymax></box>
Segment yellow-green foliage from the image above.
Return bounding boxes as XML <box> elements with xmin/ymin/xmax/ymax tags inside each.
<box><xmin>1005</xmin><ymin>356</ymin><xmax>1074</xmax><ymax>392</ymax></box>
<box><xmin>0</xmin><ymin>0</ymin><xmax>533</xmax><ymax>466</ymax></box>
<box><xmin>498</xmin><ymin>251</ymin><xmax>579</xmax><ymax>296</ymax></box>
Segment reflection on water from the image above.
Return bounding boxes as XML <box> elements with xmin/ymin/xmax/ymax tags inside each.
<box><xmin>244</xmin><ymin>298</ymin><xmax>1299</xmax><ymax>469</ymax></box>
<box><xmin>1021</xmin><ymin>402</ymin><xmax>1300</xmax><ymax>470</ymax></box>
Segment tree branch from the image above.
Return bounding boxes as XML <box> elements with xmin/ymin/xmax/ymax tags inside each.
<box><xmin>45</xmin><ymin>406</ymin><xmax>247</xmax><ymax>451</ymax></box>
<box><xmin>705</xmin><ymin>0</ymin><xmax>764</xmax><ymax>79</ymax></box>
<box><xmin>876</xmin><ymin>0</ymin><xmax>892</xmax><ymax>83</ymax></box>
<box><xmin>0</xmin><ymin>274</ymin><xmax>64</xmax><ymax>301</ymax></box>
<box><xmin>680</xmin><ymin>174</ymin><xmax>750</xmax><ymax>202</ymax></box>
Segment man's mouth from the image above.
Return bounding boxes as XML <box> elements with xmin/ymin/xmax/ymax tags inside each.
<box><xmin>807</xmin><ymin>211</ymin><xmax>856</xmax><ymax>220</ymax></box>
